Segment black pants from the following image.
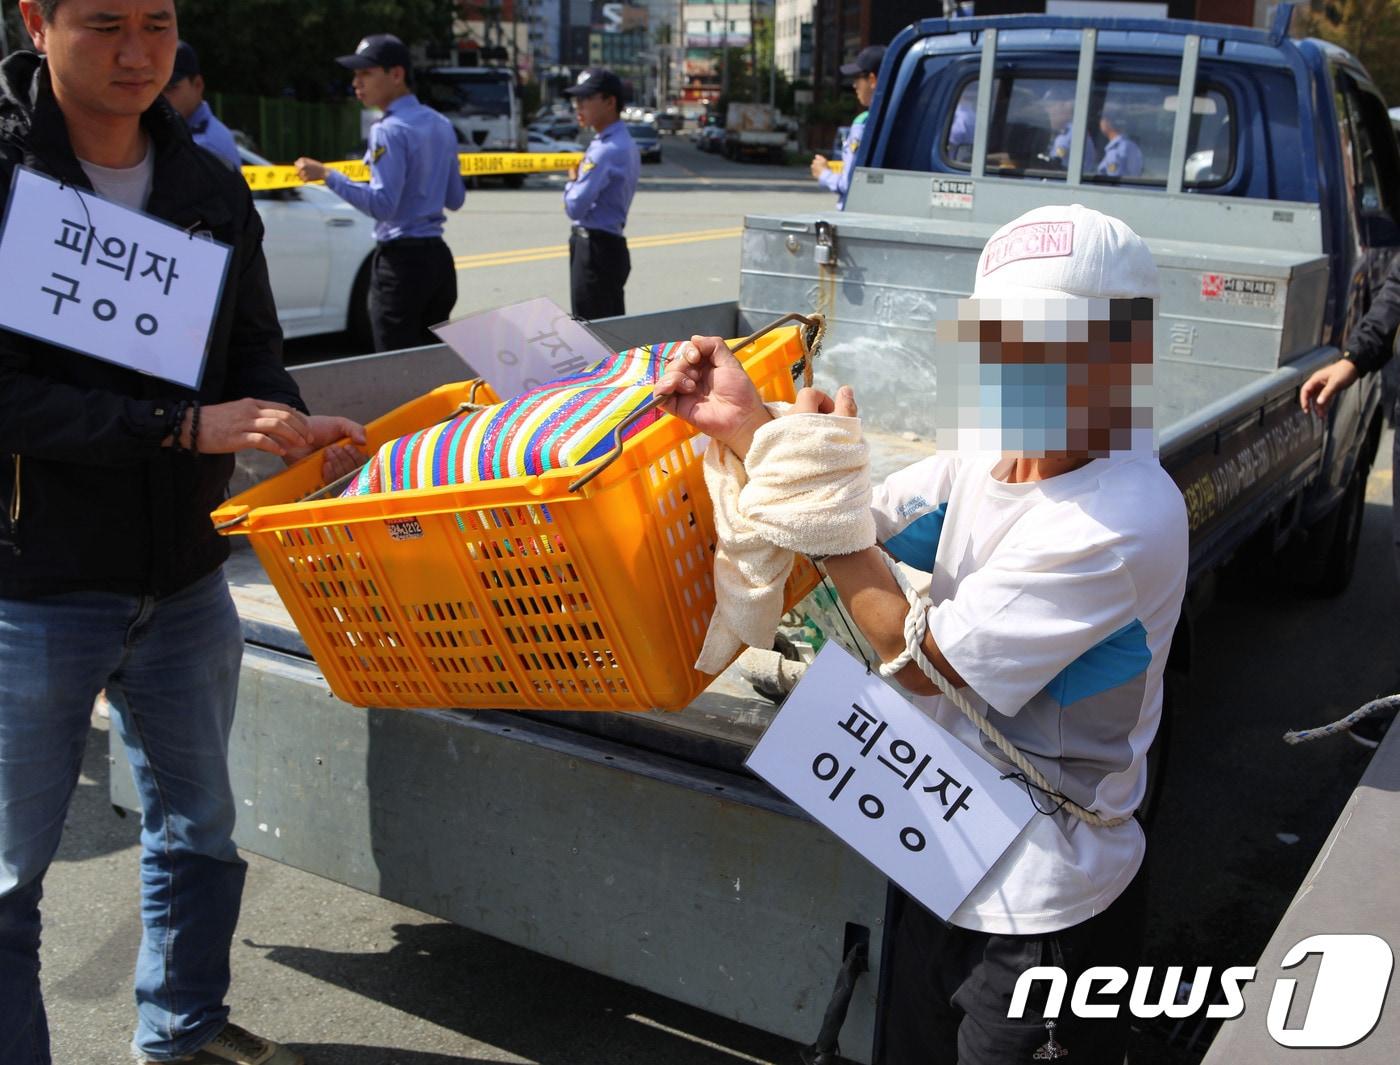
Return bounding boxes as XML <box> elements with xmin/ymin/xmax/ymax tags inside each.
<box><xmin>882</xmin><ymin>864</ymin><xmax>1148</xmax><ymax>1065</ymax></box>
<box><xmin>568</xmin><ymin>227</ymin><xmax>630</xmax><ymax>321</ymax></box>
<box><xmin>368</xmin><ymin>237</ymin><xmax>457</xmax><ymax>353</ymax></box>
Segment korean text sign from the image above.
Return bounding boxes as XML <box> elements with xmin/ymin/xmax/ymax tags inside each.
<box><xmin>0</xmin><ymin>167</ymin><xmax>231</xmax><ymax>390</ymax></box>
<box><xmin>746</xmin><ymin>643</ymin><xmax>1035</xmax><ymax>921</ymax></box>
<box><xmin>432</xmin><ymin>296</ymin><xmax>613</xmax><ymax>400</ymax></box>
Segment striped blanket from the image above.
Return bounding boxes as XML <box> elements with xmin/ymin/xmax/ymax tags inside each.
<box><xmin>340</xmin><ymin>343</ymin><xmax>675</xmax><ymax>496</ymax></box>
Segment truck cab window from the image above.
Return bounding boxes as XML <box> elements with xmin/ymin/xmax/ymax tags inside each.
<box><xmin>1336</xmin><ymin>81</ymin><xmax>1400</xmax><ymax>229</ymax></box>
<box><xmin>930</xmin><ymin>72</ymin><xmax>1231</xmax><ymax>189</ymax></box>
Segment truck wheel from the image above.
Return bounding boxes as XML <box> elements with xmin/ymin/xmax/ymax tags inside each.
<box><xmin>1294</xmin><ymin>465</ymin><xmax>1367</xmax><ymax>597</ymax></box>
<box><xmin>503</xmin><ymin>174</ymin><xmax>526</xmax><ymax>189</ymax></box>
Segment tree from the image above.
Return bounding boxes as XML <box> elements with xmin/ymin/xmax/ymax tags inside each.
<box><xmin>175</xmin><ymin>0</ymin><xmax>458</xmax><ymax>100</ymax></box>
<box><xmin>1294</xmin><ymin>0</ymin><xmax>1400</xmax><ymax>106</ymax></box>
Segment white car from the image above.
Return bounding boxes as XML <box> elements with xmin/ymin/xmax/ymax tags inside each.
<box><xmin>526</xmin><ymin>129</ymin><xmax>583</xmax><ymax>153</ymax></box>
<box><xmin>241</xmin><ymin>147</ymin><xmax>376</xmax><ymax>345</ymax></box>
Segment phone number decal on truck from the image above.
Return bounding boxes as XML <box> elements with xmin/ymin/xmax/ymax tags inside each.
<box><xmin>1176</xmin><ymin>407</ymin><xmax>1321</xmax><ymax>533</ymax></box>
<box><xmin>1200</xmin><ymin>273</ymin><xmax>1282</xmax><ymax>311</ymax></box>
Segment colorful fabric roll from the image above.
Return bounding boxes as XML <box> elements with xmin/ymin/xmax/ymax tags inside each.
<box><xmin>340</xmin><ymin>343</ymin><xmax>677</xmax><ymax>496</ymax></box>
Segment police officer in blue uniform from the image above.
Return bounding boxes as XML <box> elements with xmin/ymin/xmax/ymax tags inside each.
<box><xmin>1097</xmin><ymin>106</ymin><xmax>1144</xmax><ymax>178</ymax></box>
<box><xmin>563</xmin><ymin>67</ymin><xmax>640</xmax><ymax>320</ymax></box>
<box><xmin>295</xmin><ymin>34</ymin><xmax>466</xmax><ymax>351</ymax></box>
<box><xmin>162</xmin><ymin>41</ymin><xmax>240</xmax><ymax>169</ymax></box>
<box><xmin>1042</xmin><ymin>85</ymin><xmax>1099</xmax><ymax>172</ymax></box>
<box><xmin>812</xmin><ymin>45</ymin><xmax>884</xmax><ymax>210</ymax></box>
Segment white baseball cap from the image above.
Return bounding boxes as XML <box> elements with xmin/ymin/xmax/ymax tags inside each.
<box><xmin>971</xmin><ymin>203</ymin><xmax>1160</xmax><ymax>305</ymax></box>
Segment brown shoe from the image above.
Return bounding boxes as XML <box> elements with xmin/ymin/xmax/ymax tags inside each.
<box><xmin>145</xmin><ymin>1022</ymin><xmax>304</xmax><ymax>1065</ymax></box>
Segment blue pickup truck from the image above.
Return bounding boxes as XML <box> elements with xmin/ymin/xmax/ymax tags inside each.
<box><xmin>109</xmin><ymin>6</ymin><xmax>1393</xmax><ymax>1064</ymax></box>
<box><xmin>740</xmin><ymin>4</ymin><xmax>1390</xmax><ymax>691</ymax></box>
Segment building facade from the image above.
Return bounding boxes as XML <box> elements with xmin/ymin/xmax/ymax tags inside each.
<box><xmin>811</xmin><ymin>0</ymin><xmax>1267</xmax><ymax>94</ymax></box>
<box><xmin>677</xmin><ymin>1</ymin><xmax>774</xmax><ymax>104</ymax></box>
<box><xmin>775</xmin><ymin>0</ymin><xmax>815</xmax><ymax>80</ymax></box>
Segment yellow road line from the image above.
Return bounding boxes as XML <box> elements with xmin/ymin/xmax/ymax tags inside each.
<box><xmin>453</xmin><ymin>226</ymin><xmax>742</xmax><ymax>271</ymax></box>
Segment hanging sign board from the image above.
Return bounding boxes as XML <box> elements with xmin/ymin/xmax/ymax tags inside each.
<box><xmin>746</xmin><ymin>642</ymin><xmax>1036</xmax><ymax>921</ymax></box>
<box><xmin>0</xmin><ymin>167</ymin><xmax>231</xmax><ymax>389</ymax></box>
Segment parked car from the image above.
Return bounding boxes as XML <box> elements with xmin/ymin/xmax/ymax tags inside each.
<box><xmin>241</xmin><ymin>147</ymin><xmax>376</xmax><ymax>345</ymax></box>
<box><xmin>526</xmin><ymin>129</ymin><xmax>583</xmax><ymax>153</ymax></box>
<box><xmin>695</xmin><ymin>124</ymin><xmax>725</xmax><ymax>153</ymax></box>
<box><xmin>530</xmin><ymin>116</ymin><xmax>581</xmax><ymax>141</ymax></box>
<box><xmin>627</xmin><ymin>122</ymin><xmax>662</xmax><ymax>163</ymax></box>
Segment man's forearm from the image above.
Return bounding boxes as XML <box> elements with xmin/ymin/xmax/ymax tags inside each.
<box><xmin>821</xmin><ymin>547</ymin><xmax>967</xmax><ymax>696</ymax></box>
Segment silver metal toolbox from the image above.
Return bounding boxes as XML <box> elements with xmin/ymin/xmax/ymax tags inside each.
<box><xmin>739</xmin><ymin>175</ymin><xmax>1329</xmax><ymax>436</ymax></box>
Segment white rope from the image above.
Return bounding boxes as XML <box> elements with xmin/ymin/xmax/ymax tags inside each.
<box><xmin>873</xmin><ymin>552</ymin><xmax>1133</xmax><ymax>829</ymax></box>
<box><xmin>1282</xmin><ymin>694</ymin><xmax>1400</xmax><ymax>745</ymax></box>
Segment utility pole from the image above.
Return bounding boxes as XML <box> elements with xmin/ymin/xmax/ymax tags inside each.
<box><xmin>721</xmin><ymin>0</ymin><xmax>730</xmax><ymax>99</ymax></box>
<box><xmin>749</xmin><ymin>0</ymin><xmax>757</xmax><ymax>103</ymax></box>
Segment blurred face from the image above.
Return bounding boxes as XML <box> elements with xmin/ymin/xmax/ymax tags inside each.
<box><xmin>351</xmin><ymin>65</ymin><xmax>405</xmax><ymax>111</ymax></box>
<box><xmin>937</xmin><ymin>298</ymin><xmax>1155</xmax><ymax>458</ymax></box>
<box><xmin>161</xmin><ymin>72</ymin><xmax>201</xmax><ymax>119</ymax></box>
<box><xmin>854</xmin><ymin>71</ymin><xmax>877</xmax><ymax>108</ymax></box>
<box><xmin>1045</xmin><ymin>97</ymin><xmax>1073</xmax><ymax>129</ymax></box>
<box><xmin>20</xmin><ymin>0</ymin><xmax>178</xmax><ymax>120</ymax></box>
<box><xmin>573</xmin><ymin>91</ymin><xmax>617</xmax><ymax>132</ymax></box>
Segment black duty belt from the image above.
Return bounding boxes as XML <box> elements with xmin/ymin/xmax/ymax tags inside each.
<box><xmin>378</xmin><ymin>236</ymin><xmax>444</xmax><ymax>248</ymax></box>
<box><xmin>571</xmin><ymin>224</ymin><xmax>625</xmax><ymax>240</ymax></box>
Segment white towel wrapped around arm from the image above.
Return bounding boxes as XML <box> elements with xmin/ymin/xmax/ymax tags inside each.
<box><xmin>695</xmin><ymin>404</ymin><xmax>877</xmax><ymax>674</ymax></box>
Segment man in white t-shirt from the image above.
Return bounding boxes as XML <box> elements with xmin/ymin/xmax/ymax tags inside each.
<box><xmin>656</xmin><ymin>203</ymin><xmax>1187</xmax><ymax>1064</ymax></box>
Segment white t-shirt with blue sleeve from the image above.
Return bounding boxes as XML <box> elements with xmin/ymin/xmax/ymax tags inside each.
<box><xmin>871</xmin><ymin>451</ymin><xmax>1188</xmax><ymax>933</ymax></box>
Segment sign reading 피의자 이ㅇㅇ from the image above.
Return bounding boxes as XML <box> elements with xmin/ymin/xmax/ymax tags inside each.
<box><xmin>0</xmin><ymin>167</ymin><xmax>231</xmax><ymax>390</ymax></box>
<box><xmin>432</xmin><ymin>296</ymin><xmax>614</xmax><ymax>401</ymax></box>
<box><xmin>745</xmin><ymin>642</ymin><xmax>1036</xmax><ymax>921</ymax></box>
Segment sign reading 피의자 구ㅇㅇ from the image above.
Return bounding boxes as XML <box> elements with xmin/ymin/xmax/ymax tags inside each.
<box><xmin>0</xmin><ymin>167</ymin><xmax>231</xmax><ymax>390</ymax></box>
<box><xmin>432</xmin><ymin>296</ymin><xmax>614</xmax><ymax>401</ymax></box>
<box><xmin>745</xmin><ymin>642</ymin><xmax>1036</xmax><ymax>921</ymax></box>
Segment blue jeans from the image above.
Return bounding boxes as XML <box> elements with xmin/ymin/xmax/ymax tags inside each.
<box><xmin>0</xmin><ymin>567</ymin><xmax>246</xmax><ymax>1063</ymax></box>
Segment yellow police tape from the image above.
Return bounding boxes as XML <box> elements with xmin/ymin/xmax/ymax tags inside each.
<box><xmin>241</xmin><ymin>151</ymin><xmax>586</xmax><ymax>192</ymax></box>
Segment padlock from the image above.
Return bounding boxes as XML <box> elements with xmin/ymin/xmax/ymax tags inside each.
<box><xmin>814</xmin><ymin>220</ymin><xmax>836</xmax><ymax>267</ymax></box>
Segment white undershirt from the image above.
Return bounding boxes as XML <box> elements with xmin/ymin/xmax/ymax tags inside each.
<box><xmin>78</xmin><ymin>138</ymin><xmax>155</xmax><ymax>211</ymax></box>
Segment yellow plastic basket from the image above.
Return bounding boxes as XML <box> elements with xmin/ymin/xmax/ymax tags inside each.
<box><xmin>213</xmin><ymin>327</ymin><xmax>819</xmax><ymax>711</ymax></box>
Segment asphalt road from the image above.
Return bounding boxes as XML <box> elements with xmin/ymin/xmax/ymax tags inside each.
<box><xmin>285</xmin><ymin>135</ymin><xmax>827</xmax><ymax>364</ymax></box>
<box><xmin>36</xmin><ymin>136</ymin><xmax>1400</xmax><ymax>1063</ymax></box>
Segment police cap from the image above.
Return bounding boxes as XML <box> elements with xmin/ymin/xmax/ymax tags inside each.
<box><xmin>840</xmin><ymin>45</ymin><xmax>886</xmax><ymax>78</ymax></box>
<box><xmin>565</xmin><ymin>67</ymin><xmax>625</xmax><ymax>101</ymax></box>
<box><xmin>169</xmin><ymin>41</ymin><xmax>200</xmax><ymax>85</ymax></box>
<box><xmin>337</xmin><ymin>34</ymin><xmax>413</xmax><ymax>73</ymax></box>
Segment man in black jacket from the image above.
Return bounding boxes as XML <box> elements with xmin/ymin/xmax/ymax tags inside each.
<box><xmin>0</xmin><ymin>3</ymin><xmax>364</xmax><ymax>1063</ymax></box>
<box><xmin>1301</xmin><ymin>254</ymin><xmax>1399</xmax><ymax>745</ymax></box>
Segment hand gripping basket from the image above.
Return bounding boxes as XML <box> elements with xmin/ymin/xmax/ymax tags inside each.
<box><xmin>212</xmin><ymin>326</ymin><xmax>819</xmax><ymax>711</ymax></box>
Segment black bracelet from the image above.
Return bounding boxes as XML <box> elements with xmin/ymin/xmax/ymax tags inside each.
<box><xmin>166</xmin><ymin>399</ymin><xmax>188</xmax><ymax>450</ymax></box>
<box><xmin>188</xmin><ymin>401</ymin><xmax>201</xmax><ymax>456</ymax></box>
